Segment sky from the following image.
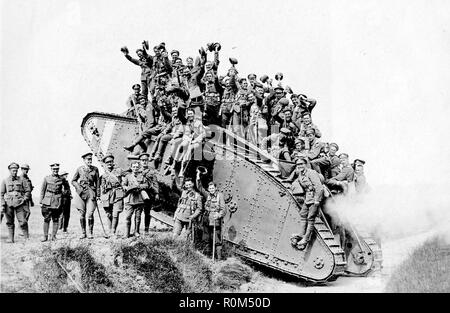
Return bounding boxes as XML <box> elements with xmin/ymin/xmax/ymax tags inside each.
<box><xmin>1</xmin><ymin>0</ymin><xmax>450</xmax><ymax>190</ymax></box>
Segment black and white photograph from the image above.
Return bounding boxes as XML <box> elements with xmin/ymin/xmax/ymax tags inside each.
<box><xmin>1</xmin><ymin>0</ymin><xmax>449</xmax><ymax>298</ymax></box>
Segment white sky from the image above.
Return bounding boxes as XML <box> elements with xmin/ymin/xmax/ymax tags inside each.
<box><xmin>1</xmin><ymin>0</ymin><xmax>450</xmax><ymax>189</ymax></box>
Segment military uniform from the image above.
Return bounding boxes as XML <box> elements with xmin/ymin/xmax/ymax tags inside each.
<box><xmin>124</xmin><ymin>53</ymin><xmax>153</xmax><ymax>99</ymax></box>
<box><xmin>291</xmin><ymin>165</ymin><xmax>324</xmax><ymax>248</ymax></box>
<box><xmin>71</xmin><ymin>161</ymin><xmax>100</xmax><ymax>239</ymax></box>
<box><xmin>173</xmin><ymin>189</ymin><xmax>202</xmax><ymax>238</ymax></box>
<box><xmin>20</xmin><ymin>170</ymin><xmax>34</xmax><ymax>221</ymax></box>
<box><xmin>40</xmin><ymin>170</ymin><xmax>69</xmax><ymax>241</ymax></box>
<box><xmin>58</xmin><ymin>174</ymin><xmax>72</xmax><ymax>233</ymax></box>
<box><xmin>100</xmin><ymin>166</ymin><xmax>125</xmax><ymax>235</ymax></box>
<box><xmin>327</xmin><ymin>163</ymin><xmax>355</xmax><ymax>192</ymax></box>
<box><xmin>202</xmin><ymin>79</ymin><xmax>223</xmax><ymax>126</ymax></box>
<box><xmin>260</xmin><ymin>129</ymin><xmax>292</xmax><ymax>161</ymax></box>
<box><xmin>122</xmin><ymin>172</ymin><xmax>148</xmax><ymax>237</ymax></box>
<box><xmin>219</xmin><ymin>75</ymin><xmax>238</xmax><ymax>129</ymax></box>
<box><xmin>197</xmin><ymin>178</ymin><xmax>226</xmax><ymax>259</ymax></box>
<box><xmin>140</xmin><ymin>164</ymin><xmax>160</xmax><ymax>233</ymax></box>
<box><xmin>1</xmin><ymin>163</ymin><xmax>32</xmax><ymax>242</ymax></box>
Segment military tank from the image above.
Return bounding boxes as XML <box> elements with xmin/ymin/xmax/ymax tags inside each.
<box><xmin>80</xmin><ymin>111</ymin><xmax>382</xmax><ymax>283</ymax></box>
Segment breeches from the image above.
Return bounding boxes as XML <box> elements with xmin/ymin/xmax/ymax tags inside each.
<box><xmin>124</xmin><ymin>204</ymin><xmax>144</xmax><ymax>223</ymax></box>
<box><xmin>41</xmin><ymin>206</ymin><xmax>63</xmax><ymax>222</ymax></box>
<box><xmin>204</xmin><ymin>225</ymin><xmax>222</xmax><ymax>246</ymax></box>
<box><xmin>77</xmin><ymin>197</ymin><xmax>96</xmax><ymax>220</ymax></box>
<box><xmin>299</xmin><ymin>203</ymin><xmax>319</xmax><ymax>222</ymax></box>
<box><xmin>173</xmin><ymin>218</ymin><xmax>191</xmax><ymax>237</ymax></box>
<box><xmin>5</xmin><ymin>204</ymin><xmax>28</xmax><ymax>230</ymax></box>
<box><xmin>104</xmin><ymin>201</ymin><xmax>123</xmax><ymax>219</ymax></box>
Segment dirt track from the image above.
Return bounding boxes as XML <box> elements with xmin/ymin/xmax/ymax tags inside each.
<box><xmin>0</xmin><ymin>205</ymin><xmax>441</xmax><ymax>293</ymax></box>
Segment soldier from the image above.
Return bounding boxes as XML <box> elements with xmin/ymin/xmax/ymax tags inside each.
<box><xmin>138</xmin><ymin>153</ymin><xmax>160</xmax><ymax>234</ymax></box>
<box><xmin>172</xmin><ymin>177</ymin><xmax>202</xmax><ymax>239</ymax></box>
<box><xmin>290</xmin><ymin>138</ymin><xmax>308</xmax><ymax>163</ymax></box>
<box><xmin>310</xmin><ymin>142</ymin><xmax>340</xmax><ymax>179</ymax></box>
<box><xmin>260</xmin><ymin>128</ymin><xmax>293</xmax><ymax>161</ymax></box>
<box><xmin>298</xmin><ymin>113</ymin><xmax>322</xmax><ymax>138</ymax></box>
<box><xmin>219</xmin><ymin>69</ymin><xmax>238</xmax><ymax>129</ymax></box>
<box><xmin>58</xmin><ymin>171</ymin><xmax>72</xmax><ymax>233</ymax></box>
<box><xmin>305</xmin><ymin>128</ymin><xmax>326</xmax><ymax>160</ymax></box>
<box><xmin>150</xmin><ymin>112</ymin><xmax>184</xmax><ymax>165</ymax></box>
<box><xmin>20</xmin><ymin>164</ymin><xmax>34</xmax><ymax>222</ymax></box>
<box><xmin>201</xmin><ymin>71</ymin><xmax>224</xmax><ymax>126</ymax></box>
<box><xmin>326</xmin><ymin>153</ymin><xmax>355</xmax><ymax>193</ymax></box>
<box><xmin>125</xmin><ymin>84</ymin><xmax>143</xmax><ymax>117</ymax></box>
<box><xmin>273</xmin><ymin>107</ymin><xmax>300</xmax><ymax>136</ymax></box>
<box><xmin>196</xmin><ymin>169</ymin><xmax>226</xmax><ymax>260</ymax></box>
<box><xmin>72</xmin><ymin>152</ymin><xmax>100</xmax><ymax>239</ymax></box>
<box><xmin>1</xmin><ymin>162</ymin><xmax>32</xmax><ymax>243</ymax></box>
<box><xmin>122</xmin><ymin>160</ymin><xmax>149</xmax><ymax>238</ymax></box>
<box><xmin>247</xmin><ymin>73</ymin><xmax>257</xmax><ymax>90</ymax></box>
<box><xmin>40</xmin><ymin>163</ymin><xmax>69</xmax><ymax>242</ymax></box>
<box><xmin>352</xmin><ymin>159</ymin><xmax>369</xmax><ymax>194</ymax></box>
<box><xmin>100</xmin><ymin>154</ymin><xmax>125</xmax><ymax>238</ymax></box>
<box><xmin>291</xmin><ymin>157</ymin><xmax>324</xmax><ymax>249</ymax></box>
<box><xmin>186</xmin><ymin>57</ymin><xmax>194</xmax><ymax>71</ymax></box>
<box><xmin>247</xmin><ymin>92</ymin><xmax>268</xmax><ymax>146</ymax></box>
<box><xmin>121</xmin><ymin>42</ymin><xmax>154</xmax><ymax>100</ymax></box>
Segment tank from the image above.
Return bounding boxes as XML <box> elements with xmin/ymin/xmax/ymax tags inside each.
<box><xmin>81</xmin><ymin>111</ymin><xmax>382</xmax><ymax>283</ymax></box>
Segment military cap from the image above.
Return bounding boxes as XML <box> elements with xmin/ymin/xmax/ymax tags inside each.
<box><xmin>274</xmin><ymin>85</ymin><xmax>284</xmax><ymax>92</ymax></box>
<box><xmin>81</xmin><ymin>152</ymin><xmax>93</xmax><ymax>159</ymax></box>
<box><xmin>159</xmin><ymin>42</ymin><xmax>166</xmax><ymax>49</ymax></box>
<box><xmin>102</xmin><ymin>154</ymin><xmax>114</xmax><ymax>163</ymax></box>
<box><xmin>353</xmin><ymin>159</ymin><xmax>366</xmax><ymax>165</ymax></box>
<box><xmin>132</xmin><ymin>84</ymin><xmax>141</xmax><ymax>90</ymax></box>
<box><xmin>50</xmin><ymin>163</ymin><xmax>60</xmax><ymax>168</ymax></box>
<box><xmin>135</xmin><ymin>48</ymin><xmax>144</xmax><ymax>54</ymax></box>
<box><xmin>291</xmin><ymin>94</ymin><xmax>299</xmax><ymax>99</ymax></box>
<box><xmin>127</xmin><ymin>154</ymin><xmax>140</xmax><ymax>160</ymax></box>
<box><xmin>247</xmin><ymin>73</ymin><xmax>257</xmax><ymax>79</ymax></box>
<box><xmin>60</xmin><ymin>171</ymin><xmax>68</xmax><ymax>176</ymax></box>
<box><xmin>186</xmin><ymin>56</ymin><xmax>193</xmax><ymax>62</ymax></box>
<box><xmin>238</xmin><ymin>77</ymin><xmax>247</xmax><ymax>84</ymax></box>
<box><xmin>170</xmin><ymin>49</ymin><xmax>179</xmax><ymax>56</ymax></box>
<box><xmin>329</xmin><ymin>143</ymin><xmax>339</xmax><ymax>151</ymax></box>
<box><xmin>280</xmin><ymin>128</ymin><xmax>291</xmax><ymax>135</ymax></box>
<box><xmin>8</xmin><ymin>162</ymin><xmax>19</xmax><ymax>170</ymax></box>
<box><xmin>138</xmin><ymin>153</ymin><xmax>150</xmax><ymax>160</ymax></box>
<box><xmin>283</xmin><ymin>107</ymin><xmax>293</xmax><ymax>114</ymax></box>
<box><xmin>278</xmin><ymin>98</ymin><xmax>289</xmax><ymax>106</ymax></box>
<box><xmin>254</xmin><ymin>82</ymin><xmax>264</xmax><ymax>89</ymax></box>
<box><xmin>339</xmin><ymin>153</ymin><xmax>349</xmax><ymax>158</ymax></box>
<box><xmin>305</xmin><ymin>127</ymin><xmax>315</xmax><ymax>135</ymax></box>
<box><xmin>295</xmin><ymin>138</ymin><xmax>305</xmax><ymax>145</ymax></box>
<box><xmin>275</xmin><ymin>72</ymin><xmax>284</xmax><ymax>80</ymax></box>
<box><xmin>20</xmin><ymin>164</ymin><xmax>30</xmax><ymax>170</ymax></box>
<box><xmin>296</xmin><ymin>156</ymin><xmax>308</xmax><ymax>164</ymax></box>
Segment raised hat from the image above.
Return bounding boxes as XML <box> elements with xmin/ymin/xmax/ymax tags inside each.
<box><xmin>247</xmin><ymin>73</ymin><xmax>257</xmax><ymax>79</ymax></box>
<box><xmin>102</xmin><ymin>154</ymin><xmax>114</xmax><ymax>163</ymax></box>
<box><xmin>170</xmin><ymin>49</ymin><xmax>179</xmax><ymax>55</ymax></box>
<box><xmin>295</xmin><ymin>138</ymin><xmax>305</xmax><ymax>145</ymax></box>
<box><xmin>81</xmin><ymin>152</ymin><xmax>93</xmax><ymax>159</ymax></box>
<box><xmin>60</xmin><ymin>171</ymin><xmax>68</xmax><ymax>176</ymax></box>
<box><xmin>20</xmin><ymin>164</ymin><xmax>30</xmax><ymax>170</ymax></box>
<box><xmin>8</xmin><ymin>162</ymin><xmax>19</xmax><ymax>170</ymax></box>
<box><xmin>278</xmin><ymin>98</ymin><xmax>289</xmax><ymax>106</ymax></box>
<box><xmin>260</xmin><ymin>75</ymin><xmax>269</xmax><ymax>83</ymax></box>
<box><xmin>229</xmin><ymin>57</ymin><xmax>238</xmax><ymax>65</ymax></box>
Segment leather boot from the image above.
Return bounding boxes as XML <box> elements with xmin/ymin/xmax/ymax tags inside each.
<box><xmin>22</xmin><ymin>224</ymin><xmax>30</xmax><ymax>240</ymax></box>
<box><xmin>112</xmin><ymin>217</ymin><xmax>118</xmax><ymax>235</ymax></box>
<box><xmin>79</xmin><ymin>218</ymin><xmax>87</xmax><ymax>239</ymax></box>
<box><xmin>134</xmin><ymin>213</ymin><xmax>141</xmax><ymax>237</ymax></box>
<box><xmin>125</xmin><ymin>221</ymin><xmax>131</xmax><ymax>238</ymax></box>
<box><xmin>299</xmin><ymin>218</ymin><xmax>307</xmax><ymax>237</ymax></box>
<box><xmin>41</xmin><ymin>221</ymin><xmax>49</xmax><ymax>242</ymax></box>
<box><xmin>297</xmin><ymin>222</ymin><xmax>315</xmax><ymax>250</ymax></box>
<box><xmin>87</xmin><ymin>219</ymin><xmax>94</xmax><ymax>239</ymax></box>
<box><xmin>51</xmin><ymin>221</ymin><xmax>59</xmax><ymax>241</ymax></box>
<box><xmin>6</xmin><ymin>228</ymin><xmax>15</xmax><ymax>243</ymax></box>
<box><xmin>144</xmin><ymin>213</ymin><xmax>151</xmax><ymax>234</ymax></box>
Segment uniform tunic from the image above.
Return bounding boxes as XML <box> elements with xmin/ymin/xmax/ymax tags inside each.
<box><xmin>40</xmin><ymin>174</ymin><xmax>68</xmax><ymax>221</ymax></box>
<box><xmin>100</xmin><ymin>167</ymin><xmax>125</xmax><ymax>215</ymax></box>
<box><xmin>174</xmin><ymin>190</ymin><xmax>202</xmax><ymax>223</ymax></box>
<box><xmin>1</xmin><ymin>175</ymin><xmax>31</xmax><ymax>229</ymax></box>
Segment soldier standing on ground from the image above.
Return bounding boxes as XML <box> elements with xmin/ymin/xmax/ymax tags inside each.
<box><xmin>172</xmin><ymin>177</ymin><xmax>202</xmax><ymax>239</ymax></box>
<box><xmin>40</xmin><ymin>163</ymin><xmax>68</xmax><ymax>242</ymax></box>
<box><xmin>71</xmin><ymin>152</ymin><xmax>100</xmax><ymax>239</ymax></box>
<box><xmin>20</xmin><ymin>164</ymin><xmax>34</xmax><ymax>222</ymax></box>
<box><xmin>196</xmin><ymin>169</ymin><xmax>226</xmax><ymax>260</ymax></box>
<box><xmin>1</xmin><ymin>162</ymin><xmax>32</xmax><ymax>243</ymax></box>
<box><xmin>122</xmin><ymin>160</ymin><xmax>148</xmax><ymax>238</ymax></box>
<box><xmin>58</xmin><ymin>171</ymin><xmax>72</xmax><ymax>233</ymax></box>
<box><xmin>138</xmin><ymin>153</ymin><xmax>160</xmax><ymax>234</ymax></box>
<box><xmin>100</xmin><ymin>154</ymin><xmax>125</xmax><ymax>238</ymax></box>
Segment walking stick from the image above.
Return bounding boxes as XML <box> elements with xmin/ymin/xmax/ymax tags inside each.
<box><xmin>96</xmin><ymin>200</ymin><xmax>109</xmax><ymax>238</ymax></box>
<box><xmin>212</xmin><ymin>221</ymin><xmax>216</xmax><ymax>263</ymax></box>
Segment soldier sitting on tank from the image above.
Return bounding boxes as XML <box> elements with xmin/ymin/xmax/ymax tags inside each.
<box><xmin>292</xmin><ymin>94</ymin><xmax>317</xmax><ymax>121</ymax></box>
<box><xmin>172</xmin><ymin>177</ymin><xmax>202</xmax><ymax>240</ymax></box>
<box><xmin>1</xmin><ymin>162</ymin><xmax>32</xmax><ymax>243</ymax></box>
<box><xmin>272</xmin><ymin>107</ymin><xmax>300</xmax><ymax>137</ymax></box>
<box><xmin>260</xmin><ymin>128</ymin><xmax>293</xmax><ymax>162</ymax></box>
<box><xmin>219</xmin><ymin>67</ymin><xmax>238</xmax><ymax>130</ymax></box>
<box><xmin>290</xmin><ymin>138</ymin><xmax>309</xmax><ymax>163</ymax></box>
<box><xmin>40</xmin><ymin>163</ymin><xmax>69</xmax><ymax>242</ymax></box>
<box><xmin>310</xmin><ymin>142</ymin><xmax>340</xmax><ymax>179</ymax></box>
<box><xmin>289</xmin><ymin>157</ymin><xmax>324</xmax><ymax>250</ymax></box>
<box><xmin>326</xmin><ymin>153</ymin><xmax>355</xmax><ymax>194</ymax></box>
<box><xmin>246</xmin><ymin>92</ymin><xmax>268</xmax><ymax>145</ymax></box>
<box><xmin>100</xmin><ymin>154</ymin><xmax>125</xmax><ymax>238</ymax></box>
<box><xmin>303</xmin><ymin>127</ymin><xmax>326</xmax><ymax>160</ymax></box>
<box><xmin>150</xmin><ymin>112</ymin><xmax>184</xmax><ymax>166</ymax></box>
<box><xmin>196</xmin><ymin>168</ymin><xmax>226</xmax><ymax>260</ymax></box>
<box><xmin>298</xmin><ymin>112</ymin><xmax>322</xmax><ymax>139</ymax></box>
<box><xmin>138</xmin><ymin>153</ymin><xmax>160</xmax><ymax>234</ymax></box>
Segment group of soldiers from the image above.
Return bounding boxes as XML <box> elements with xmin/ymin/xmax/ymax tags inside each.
<box><xmin>1</xmin><ymin>40</ymin><xmax>368</xmax><ymax>258</ymax></box>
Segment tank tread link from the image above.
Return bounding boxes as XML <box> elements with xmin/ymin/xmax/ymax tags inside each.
<box><xmin>80</xmin><ymin>111</ymin><xmax>382</xmax><ymax>283</ymax></box>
